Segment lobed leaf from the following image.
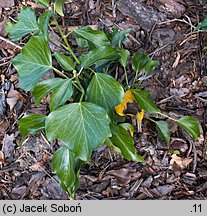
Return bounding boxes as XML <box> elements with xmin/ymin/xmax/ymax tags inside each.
<box><xmin>12</xmin><ymin>35</ymin><xmax>52</xmax><ymax>91</ymax></box>
<box><xmin>132</xmin><ymin>52</ymin><xmax>159</xmax><ymax>76</ymax></box>
<box><xmin>80</xmin><ymin>46</ymin><xmax>119</xmax><ymax>68</ymax></box>
<box><xmin>19</xmin><ymin>114</ymin><xmax>47</xmax><ymax>138</ymax></box>
<box><xmin>111</xmin><ymin>29</ymin><xmax>131</xmax><ymax>48</ymax></box>
<box><xmin>32</xmin><ymin>78</ymin><xmax>63</xmax><ymax>106</ymax></box>
<box><xmin>85</xmin><ymin>73</ymin><xmax>124</xmax><ymax>120</ymax></box>
<box><xmin>132</xmin><ymin>52</ymin><xmax>149</xmax><ymax>72</ymax></box>
<box><xmin>178</xmin><ymin>116</ymin><xmax>200</xmax><ymax>141</ymax></box>
<box><xmin>33</xmin><ymin>78</ymin><xmax>73</xmax><ymax>110</ymax></box>
<box><xmin>74</xmin><ymin>27</ymin><xmax>110</xmax><ymax>48</ymax></box>
<box><xmin>133</xmin><ymin>90</ymin><xmax>160</xmax><ymax>113</ymax></box>
<box><xmin>155</xmin><ymin>120</ymin><xmax>170</xmax><ymax>144</ymax></box>
<box><xmin>52</xmin><ymin>146</ymin><xmax>83</xmax><ymax>197</ymax></box>
<box><xmin>110</xmin><ymin>124</ymin><xmax>145</xmax><ymax>162</ymax></box>
<box><xmin>5</xmin><ymin>8</ymin><xmax>39</xmax><ymax>41</ymax></box>
<box><xmin>46</xmin><ymin>102</ymin><xmax>111</xmax><ymax>161</ymax></box>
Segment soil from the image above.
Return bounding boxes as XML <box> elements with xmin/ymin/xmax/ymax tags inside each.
<box><xmin>0</xmin><ymin>0</ymin><xmax>207</xmax><ymax>200</ymax></box>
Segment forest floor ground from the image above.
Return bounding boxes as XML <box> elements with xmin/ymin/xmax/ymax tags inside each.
<box><xmin>0</xmin><ymin>0</ymin><xmax>207</xmax><ymax>199</ymax></box>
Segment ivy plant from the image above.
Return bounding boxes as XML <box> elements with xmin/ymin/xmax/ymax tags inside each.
<box><xmin>5</xmin><ymin>1</ymin><xmax>200</xmax><ymax>198</ymax></box>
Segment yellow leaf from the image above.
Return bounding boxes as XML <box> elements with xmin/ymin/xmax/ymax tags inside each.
<box><xmin>115</xmin><ymin>89</ymin><xmax>144</xmax><ymax>122</ymax></box>
<box><xmin>115</xmin><ymin>90</ymin><xmax>134</xmax><ymax>116</ymax></box>
<box><xmin>136</xmin><ymin>109</ymin><xmax>144</xmax><ymax>122</ymax></box>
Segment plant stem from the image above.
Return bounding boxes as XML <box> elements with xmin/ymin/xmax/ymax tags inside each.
<box><xmin>77</xmin><ymin>67</ymin><xmax>83</xmax><ymax>76</ymax></box>
<box><xmin>132</xmin><ymin>70</ymin><xmax>139</xmax><ymax>86</ymax></box>
<box><xmin>65</xmin><ymin>31</ymin><xmax>73</xmax><ymax>38</ymax></box>
<box><xmin>159</xmin><ymin>112</ymin><xmax>178</xmax><ymax>122</ymax></box>
<box><xmin>50</xmin><ymin>36</ymin><xmax>69</xmax><ymax>51</ymax></box>
<box><xmin>147</xmin><ymin>117</ymin><xmax>156</xmax><ymax>123</ymax></box>
<box><xmin>52</xmin><ymin>67</ymin><xmax>68</xmax><ymax>79</ymax></box>
<box><xmin>73</xmin><ymin>71</ymin><xmax>85</xmax><ymax>102</ymax></box>
<box><xmin>124</xmin><ymin>67</ymin><xmax>129</xmax><ymax>88</ymax></box>
<box><xmin>88</xmin><ymin>68</ymin><xmax>96</xmax><ymax>74</ymax></box>
<box><xmin>52</xmin><ymin>15</ymin><xmax>80</xmax><ymax>64</ymax></box>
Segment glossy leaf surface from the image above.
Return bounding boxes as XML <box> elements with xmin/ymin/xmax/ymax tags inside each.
<box><xmin>155</xmin><ymin>120</ymin><xmax>170</xmax><ymax>144</ymax></box>
<box><xmin>178</xmin><ymin>116</ymin><xmax>200</xmax><ymax>141</ymax></box>
<box><xmin>110</xmin><ymin>124</ymin><xmax>144</xmax><ymax>162</ymax></box>
<box><xmin>74</xmin><ymin>27</ymin><xmax>110</xmax><ymax>48</ymax></box>
<box><xmin>12</xmin><ymin>35</ymin><xmax>52</xmax><ymax>91</ymax></box>
<box><xmin>5</xmin><ymin>8</ymin><xmax>39</xmax><ymax>41</ymax></box>
<box><xmin>46</xmin><ymin>102</ymin><xmax>111</xmax><ymax>161</ymax></box>
<box><xmin>54</xmin><ymin>52</ymin><xmax>75</xmax><ymax>71</ymax></box>
<box><xmin>133</xmin><ymin>90</ymin><xmax>160</xmax><ymax>113</ymax></box>
<box><xmin>19</xmin><ymin>114</ymin><xmax>46</xmax><ymax>138</ymax></box>
<box><xmin>52</xmin><ymin>146</ymin><xmax>83</xmax><ymax>197</ymax></box>
<box><xmin>80</xmin><ymin>46</ymin><xmax>119</xmax><ymax>68</ymax></box>
<box><xmin>85</xmin><ymin>73</ymin><xmax>124</xmax><ymax>120</ymax></box>
<box><xmin>50</xmin><ymin>79</ymin><xmax>73</xmax><ymax>111</ymax></box>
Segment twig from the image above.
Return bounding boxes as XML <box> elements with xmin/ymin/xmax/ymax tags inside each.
<box><xmin>112</xmin><ymin>0</ymin><xmax>116</xmax><ymax>18</ymax></box>
<box><xmin>149</xmin><ymin>42</ymin><xmax>172</xmax><ymax>57</ymax></box>
<box><xmin>0</xmin><ymin>163</ymin><xmax>19</xmax><ymax>174</ymax></box>
<box><xmin>158</xmin><ymin>17</ymin><xmax>196</xmax><ymax>30</ymax></box>
<box><xmin>0</xmin><ymin>36</ymin><xmax>22</xmax><ymax>50</ymax></box>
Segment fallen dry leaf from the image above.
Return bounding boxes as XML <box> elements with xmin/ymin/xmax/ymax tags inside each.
<box><xmin>0</xmin><ymin>0</ymin><xmax>14</xmax><ymax>8</ymax></box>
<box><xmin>0</xmin><ymin>150</ymin><xmax>4</xmax><ymax>165</ymax></box>
<box><xmin>170</xmin><ymin>154</ymin><xmax>193</xmax><ymax>170</ymax></box>
<box><xmin>0</xmin><ymin>119</ymin><xmax>9</xmax><ymax>134</ymax></box>
<box><xmin>2</xmin><ymin>134</ymin><xmax>15</xmax><ymax>158</ymax></box>
<box><xmin>6</xmin><ymin>84</ymin><xmax>20</xmax><ymax>111</ymax></box>
<box><xmin>29</xmin><ymin>162</ymin><xmax>44</xmax><ymax>172</ymax></box>
<box><xmin>106</xmin><ymin>168</ymin><xmax>131</xmax><ymax>185</ymax></box>
<box><xmin>106</xmin><ymin>168</ymin><xmax>141</xmax><ymax>186</ymax></box>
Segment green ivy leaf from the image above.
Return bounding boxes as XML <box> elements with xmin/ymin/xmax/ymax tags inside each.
<box><xmin>54</xmin><ymin>0</ymin><xmax>67</xmax><ymax>16</ymax></box>
<box><xmin>133</xmin><ymin>90</ymin><xmax>160</xmax><ymax>113</ymax></box>
<box><xmin>132</xmin><ymin>52</ymin><xmax>149</xmax><ymax>72</ymax></box>
<box><xmin>50</xmin><ymin>79</ymin><xmax>73</xmax><ymax>111</ymax></box>
<box><xmin>5</xmin><ymin>8</ymin><xmax>39</xmax><ymax>41</ymax></box>
<box><xmin>38</xmin><ymin>11</ymin><xmax>52</xmax><ymax>41</ymax></box>
<box><xmin>32</xmin><ymin>78</ymin><xmax>64</xmax><ymax>106</ymax></box>
<box><xmin>52</xmin><ymin>146</ymin><xmax>83</xmax><ymax>198</ymax></box>
<box><xmin>12</xmin><ymin>35</ymin><xmax>52</xmax><ymax>91</ymax></box>
<box><xmin>19</xmin><ymin>114</ymin><xmax>47</xmax><ymax>138</ymax></box>
<box><xmin>74</xmin><ymin>27</ymin><xmax>110</xmax><ymax>48</ymax></box>
<box><xmin>132</xmin><ymin>52</ymin><xmax>159</xmax><ymax>76</ymax></box>
<box><xmin>119</xmin><ymin>49</ymin><xmax>130</xmax><ymax>68</ymax></box>
<box><xmin>110</xmin><ymin>124</ymin><xmax>145</xmax><ymax>162</ymax></box>
<box><xmin>46</xmin><ymin>102</ymin><xmax>111</xmax><ymax>161</ymax></box>
<box><xmin>33</xmin><ymin>78</ymin><xmax>73</xmax><ymax>110</ymax></box>
<box><xmin>54</xmin><ymin>52</ymin><xmax>75</xmax><ymax>71</ymax></box>
<box><xmin>104</xmin><ymin>138</ymin><xmax>121</xmax><ymax>154</ymax></box>
<box><xmin>85</xmin><ymin>73</ymin><xmax>124</xmax><ymax>120</ymax></box>
<box><xmin>76</xmin><ymin>37</ymin><xmax>89</xmax><ymax>49</ymax></box>
<box><xmin>178</xmin><ymin>116</ymin><xmax>200</xmax><ymax>141</ymax></box>
<box><xmin>155</xmin><ymin>120</ymin><xmax>170</xmax><ymax>144</ymax></box>
<box><xmin>196</xmin><ymin>17</ymin><xmax>207</xmax><ymax>31</ymax></box>
<box><xmin>80</xmin><ymin>46</ymin><xmax>119</xmax><ymax>68</ymax></box>
<box><xmin>111</xmin><ymin>29</ymin><xmax>131</xmax><ymax>48</ymax></box>
<box><xmin>119</xmin><ymin>123</ymin><xmax>134</xmax><ymax>137</ymax></box>
<box><xmin>144</xmin><ymin>60</ymin><xmax>160</xmax><ymax>75</ymax></box>
<box><xmin>34</xmin><ymin>0</ymin><xmax>50</xmax><ymax>7</ymax></box>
